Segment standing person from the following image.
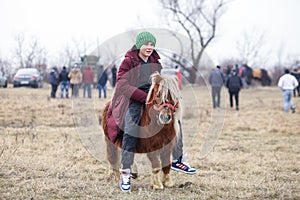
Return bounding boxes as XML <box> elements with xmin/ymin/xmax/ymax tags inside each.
<box><xmin>111</xmin><ymin>64</ymin><xmax>117</xmax><ymax>88</ymax></box>
<box><xmin>59</xmin><ymin>66</ymin><xmax>70</xmax><ymax>98</ymax></box>
<box><xmin>106</xmin><ymin>31</ymin><xmax>196</xmax><ymax>192</ymax></box>
<box><xmin>82</xmin><ymin>65</ymin><xmax>95</xmax><ymax>98</ymax></box>
<box><xmin>238</xmin><ymin>64</ymin><xmax>248</xmax><ymax>89</ymax></box>
<box><xmin>226</xmin><ymin>69</ymin><xmax>243</xmax><ymax>110</ymax></box>
<box><xmin>97</xmin><ymin>65</ymin><xmax>108</xmax><ymax>99</ymax></box>
<box><xmin>277</xmin><ymin>69</ymin><xmax>298</xmax><ymax>113</ymax></box>
<box><xmin>175</xmin><ymin>65</ymin><xmax>183</xmax><ymax>90</ymax></box>
<box><xmin>49</xmin><ymin>66</ymin><xmax>59</xmax><ymax>98</ymax></box>
<box><xmin>68</xmin><ymin>64</ymin><xmax>82</xmax><ymax>98</ymax></box>
<box><xmin>291</xmin><ymin>66</ymin><xmax>300</xmax><ymax>97</ymax></box>
<box><xmin>208</xmin><ymin>65</ymin><xmax>225</xmax><ymax>109</ymax></box>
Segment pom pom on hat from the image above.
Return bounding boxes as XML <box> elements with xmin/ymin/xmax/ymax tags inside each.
<box><xmin>135</xmin><ymin>31</ymin><xmax>156</xmax><ymax>49</ymax></box>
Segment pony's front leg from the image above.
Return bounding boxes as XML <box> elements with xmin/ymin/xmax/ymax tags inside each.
<box><xmin>147</xmin><ymin>152</ymin><xmax>164</xmax><ymax>190</ymax></box>
<box><xmin>160</xmin><ymin>149</ymin><xmax>174</xmax><ymax>187</ymax></box>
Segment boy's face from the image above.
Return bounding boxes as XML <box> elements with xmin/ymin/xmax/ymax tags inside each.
<box><xmin>139</xmin><ymin>42</ymin><xmax>155</xmax><ymax>58</ymax></box>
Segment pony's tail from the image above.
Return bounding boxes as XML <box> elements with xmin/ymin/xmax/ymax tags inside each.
<box><xmin>101</xmin><ymin>101</ymin><xmax>111</xmax><ymax>137</ymax></box>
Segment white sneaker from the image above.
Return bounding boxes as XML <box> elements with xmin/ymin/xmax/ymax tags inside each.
<box><xmin>119</xmin><ymin>168</ymin><xmax>131</xmax><ymax>192</ymax></box>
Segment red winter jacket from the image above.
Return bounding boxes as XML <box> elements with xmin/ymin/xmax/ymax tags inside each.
<box><xmin>82</xmin><ymin>66</ymin><xmax>95</xmax><ymax>83</ymax></box>
<box><xmin>106</xmin><ymin>47</ymin><xmax>162</xmax><ymax>142</ymax></box>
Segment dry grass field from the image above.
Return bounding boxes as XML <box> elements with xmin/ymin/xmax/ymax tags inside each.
<box><xmin>0</xmin><ymin>83</ymin><xmax>299</xmax><ymax>199</ymax></box>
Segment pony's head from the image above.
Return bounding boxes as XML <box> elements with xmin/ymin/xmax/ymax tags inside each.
<box><xmin>146</xmin><ymin>71</ymin><xmax>182</xmax><ymax>125</ymax></box>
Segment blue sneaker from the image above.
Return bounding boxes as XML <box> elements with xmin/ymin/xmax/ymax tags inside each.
<box><xmin>171</xmin><ymin>157</ymin><xmax>197</xmax><ymax>174</ymax></box>
<box><xmin>119</xmin><ymin>168</ymin><xmax>131</xmax><ymax>192</ymax></box>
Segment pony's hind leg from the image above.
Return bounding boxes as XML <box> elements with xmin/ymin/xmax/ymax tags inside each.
<box><xmin>105</xmin><ymin>137</ymin><xmax>120</xmax><ymax>180</ymax></box>
<box><xmin>147</xmin><ymin>152</ymin><xmax>164</xmax><ymax>190</ymax></box>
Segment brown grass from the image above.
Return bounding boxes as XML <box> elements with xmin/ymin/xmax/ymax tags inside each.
<box><xmin>0</xmin><ymin>85</ymin><xmax>299</xmax><ymax>199</ymax></box>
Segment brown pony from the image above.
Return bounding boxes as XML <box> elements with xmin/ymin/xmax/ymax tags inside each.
<box><xmin>101</xmin><ymin>71</ymin><xmax>182</xmax><ymax>189</ymax></box>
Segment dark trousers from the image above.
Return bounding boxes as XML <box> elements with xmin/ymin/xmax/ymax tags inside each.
<box><xmin>294</xmin><ymin>85</ymin><xmax>300</xmax><ymax>97</ymax></box>
<box><xmin>121</xmin><ymin>101</ymin><xmax>143</xmax><ymax>169</ymax></box>
<box><xmin>229</xmin><ymin>90</ymin><xmax>239</xmax><ymax>108</ymax></box>
<box><xmin>121</xmin><ymin>101</ymin><xmax>183</xmax><ymax>169</ymax></box>
<box><xmin>51</xmin><ymin>84</ymin><xmax>58</xmax><ymax>98</ymax></box>
<box><xmin>212</xmin><ymin>86</ymin><xmax>221</xmax><ymax>108</ymax></box>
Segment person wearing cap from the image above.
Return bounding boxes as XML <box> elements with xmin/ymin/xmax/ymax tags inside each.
<box><xmin>106</xmin><ymin>31</ymin><xmax>196</xmax><ymax>192</ymax></box>
<box><xmin>278</xmin><ymin>69</ymin><xmax>298</xmax><ymax>113</ymax></box>
<box><xmin>208</xmin><ymin>65</ymin><xmax>225</xmax><ymax>109</ymax></box>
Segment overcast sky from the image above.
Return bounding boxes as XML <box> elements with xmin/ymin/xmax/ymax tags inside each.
<box><xmin>0</xmin><ymin>0</ymin><xmax>299</xmax><ymax>67</ymax></box>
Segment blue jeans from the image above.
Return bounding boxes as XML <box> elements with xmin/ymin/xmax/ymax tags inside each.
<box><xmin>60</xmin><ymin>81</ymin><xmax>69</xmax><ymax>98</ymax></box>
<box><xmin>83</xmin><ymin>83</ymin><xmax>92</xmax><ymax>98</ymax></box>
<box><xmin>282</xmin><ymin>89</ymin><xmax>295</xmax><ymax>112</ymax></box>
<box><xmin>97</xmin><ymin>84</ymin><xmax>107</xmax><ymax>98</ymax></box>
<box><xmin>121</xmin><ymin>101</ymin><xmax>183</xmax><ymax>169</ymax></box>
<box><xmin>241</xmin><ymin>77</ymin><xmax>248</xmax><ymax>88</ymax></box>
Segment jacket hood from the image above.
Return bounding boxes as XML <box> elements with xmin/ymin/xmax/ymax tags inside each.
<box><xmin>71</xmin><ymin>68</ymin><xmax>79</xmax><ymax>74</ymax></box>
<box><xmin>86</xmin><ymin>65</ymin><xmax>91</xmax><ymax>70</ymax></box>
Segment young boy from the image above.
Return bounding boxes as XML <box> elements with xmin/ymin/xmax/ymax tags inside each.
<box><xmin>109</xmin><ymin>31</ymin><xmax>196</xmax><ymax>192</ymax></box>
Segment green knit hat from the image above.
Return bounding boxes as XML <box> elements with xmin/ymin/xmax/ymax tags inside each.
<box><xmin>135</xmin><ymin>31</ymin><xmax>156</xmax><ymax>49</ymax></box>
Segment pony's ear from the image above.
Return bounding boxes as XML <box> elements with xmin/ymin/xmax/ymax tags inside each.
<box><xmin>151</xmin><ymin>71</ymin><xmax>162</xmax><ymax>84</ymax></box>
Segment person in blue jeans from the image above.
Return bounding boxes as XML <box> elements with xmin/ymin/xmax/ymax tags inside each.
<box><xmin>278</xmin><ymin>69</ymin><xmax>299</xmax><ymax>113</ymax></box>
<box><xmin>112</xmin><ymin>31</ymin><xmax>196</xmax><ymax>192</ymax></box>
<box><xmin>59</xmin><ymin>66</ymin><xmax>70</xmax><ymax>98</ymax></box>
<box><xmin>97</xmin><ymin>65</ymin><xmax>108</xmax><ymax>99</ymax></box>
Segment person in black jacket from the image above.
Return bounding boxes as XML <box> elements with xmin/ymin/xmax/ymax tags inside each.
<box><xmin>59</xmin><ymin>66</ymin><xmax>70</xmax><ymax>98</ymax></box>
<box><xmin>97</xmin><ymin>65</ymin><xmax>108</xmax><ymax>99</ymax></box>
<box><xmin>49</xmin><ymin>66</ymin><xmax>59</xmax><ymax>98</ymax></box>
<box><xmin>226</xmin><ymin>69</ymin><xmax>243</xmax><ymax>110</ymax></box>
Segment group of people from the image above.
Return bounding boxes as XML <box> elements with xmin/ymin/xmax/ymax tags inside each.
<box><xmin>208</xmin><ymin>63</ymin><xmax>300</xmax><ymax>113</ymax></box>
<box><xmin>209</xmin><ymin>65</ymin><xmax>243</xmax><ymax>111</ymax></box>
<box><xmin>49</xmin><ymin>64</ymin><xmax>114</xmax><ymax>99</ymax></box>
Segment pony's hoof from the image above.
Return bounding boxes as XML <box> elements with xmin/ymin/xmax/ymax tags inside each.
<box><xmin>152</xmin><ymin>183</ymin><xmax>164</xmax><ymax>190</ymax></box>
<box><xmin>163</xmin><ymin>180</ymin><xmax>174</xmax><ymax>188</ymax></box>
<box><xmin>163</xmin><ymin>174</ymin><xmax>174</xmax><ymax>187</ymax></box>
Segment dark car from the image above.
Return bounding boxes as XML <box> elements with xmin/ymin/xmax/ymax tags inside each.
<box><xmin>13</xmin><ymin>68</ymin><xmax>43</xmax><ymax>88</ymax></box>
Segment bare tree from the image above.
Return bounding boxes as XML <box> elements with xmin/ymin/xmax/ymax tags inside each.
<box><xmin>58</xmin><ymin>38</ymin><xmax>95</xmax><ymax>67</ymax></box>
<box><xmin>14</xmin><ymin>33</ymin><xmax>25</xmax><ymax>68</ymax></box>
<box><xmin>236</xmin><ymin>28</ymin><xmax>270</xmax><ymax>67</ymax></box>
<box><xmin>13</xmin><ymin>33</ymin><xmax>47</xmax><ymax>68</ymax></box>
<box><xmin>160</xmin><ymin>0</ymin><xmax>228</xmax><ymax>83</ymax></box>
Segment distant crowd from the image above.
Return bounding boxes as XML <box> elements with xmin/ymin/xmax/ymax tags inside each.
<box><xmin>48</xmin><ymin>64</ymin><xmax>117</xmax><ymax>99</ymax></box>
<box><xmin>208</xmin><ymin>63</ymin><xmax>300</xmax><ymax>113</ymax></box>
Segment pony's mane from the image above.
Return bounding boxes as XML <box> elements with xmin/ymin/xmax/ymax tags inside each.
<box><xmin>146</xmin><ymin>72</ymin><xmax>180</xmax><ymax>104</ymax></box>
<box><xmin>146</xmin><ymin>71</ymin><xmax>183</xmax><ymax>122</ymax></box>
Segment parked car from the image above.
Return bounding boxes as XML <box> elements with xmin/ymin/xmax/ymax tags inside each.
<box><xmin>13</xmin><ymin>68</ymin><xmax>43</xmax><ymax>88</ymax></box>
<box><xmin>0</xmin><ymin>71</ymin><xmax>8</xmax><ymax>88</ymax></box>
